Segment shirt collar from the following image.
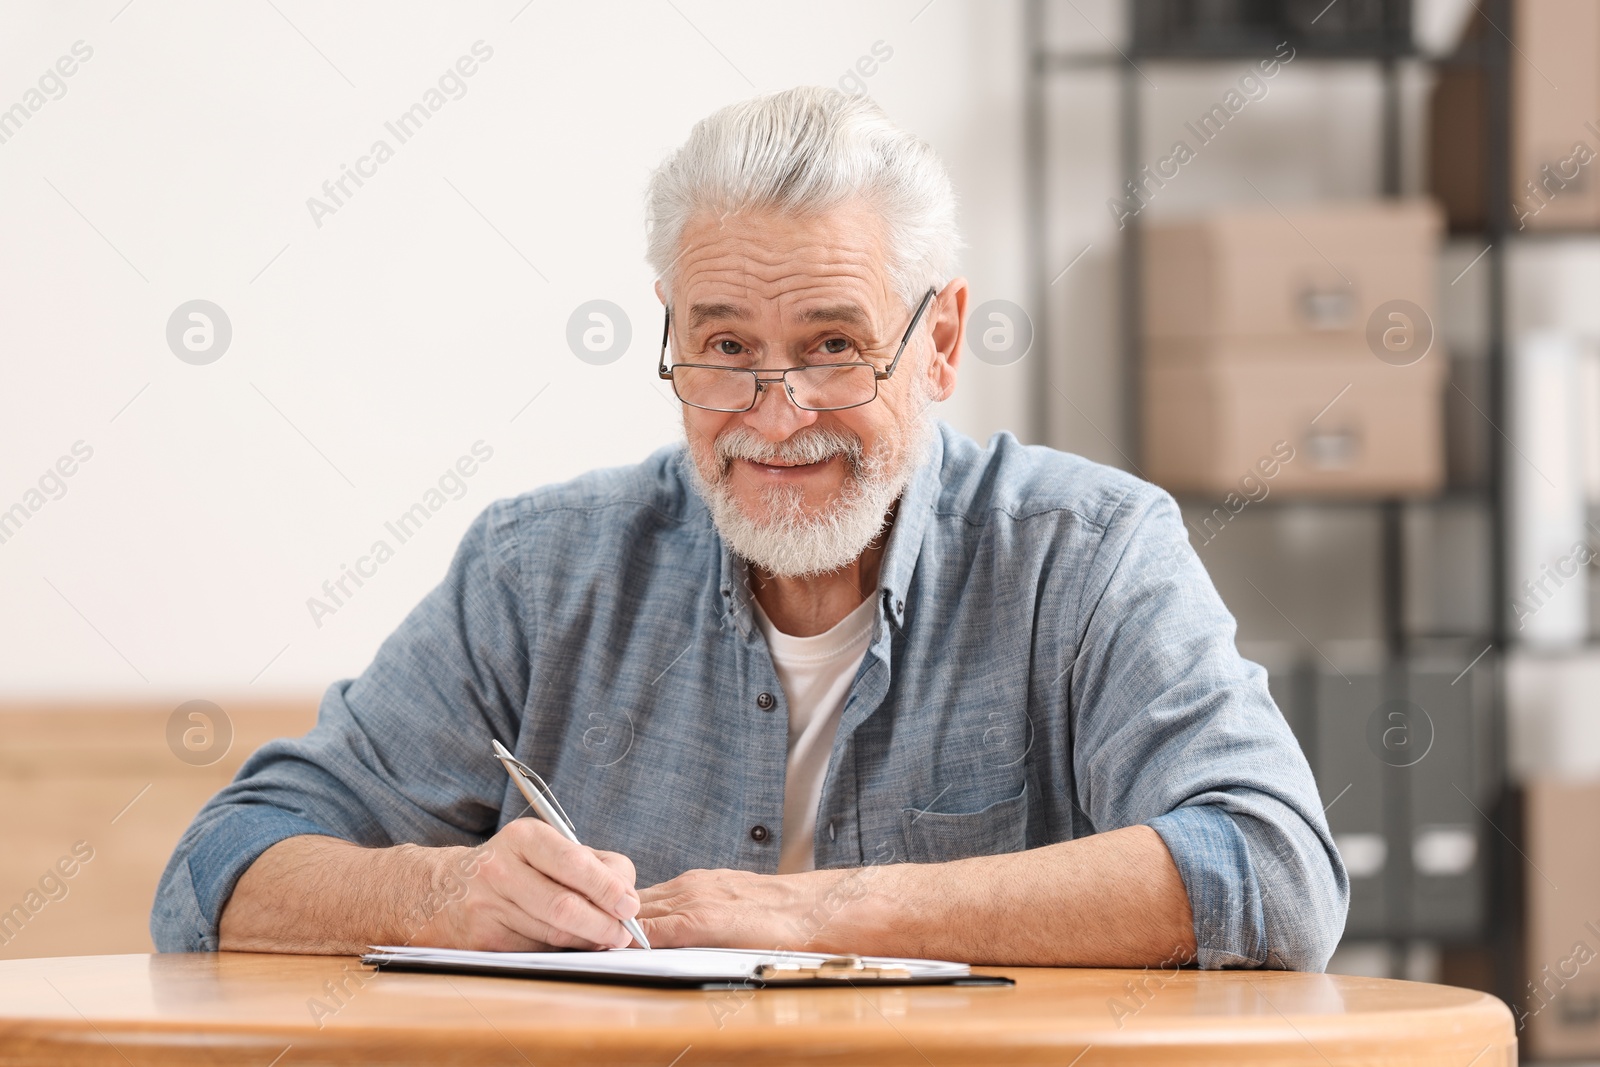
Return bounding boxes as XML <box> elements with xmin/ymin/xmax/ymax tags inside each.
<box><xmin>702</xmin><ymin>421</ymin><xmax>947</xmax><ymax>638</ymax></box>
<box><xmin>874</xmin><ymin>421</ymin><xmax>944</xmax><ymax>632</ymax></box>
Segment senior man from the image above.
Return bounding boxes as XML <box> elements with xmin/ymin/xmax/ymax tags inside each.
<box><xmin>154</xmin><ymin>86</ymin><xmax>1347</xmax><ymax>969</ymax></box>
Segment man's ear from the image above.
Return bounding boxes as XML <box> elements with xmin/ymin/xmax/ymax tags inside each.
<box><xmin>925</xmin><ymin>278</ymin><xmax>969</xmax><ymax>402</ymax></box>
<box><xmin>654</xmin><ymin>279</ymin><xmax>666</xmax><ymax>306</ymax></box>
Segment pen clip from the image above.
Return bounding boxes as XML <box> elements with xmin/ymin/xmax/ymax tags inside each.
<box><xmin>493</xmin><ymin>741</ymin><xmax>578</xmax><ymax>833</ymax></box>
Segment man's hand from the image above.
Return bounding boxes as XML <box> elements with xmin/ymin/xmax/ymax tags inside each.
<box><xmin>219</xmin><ymin>820</ymin><xmax>643</xmax><ymax>955</ymax></box>
<box><xmin>637</xmin><ymin>867</ymin><xmax>876</xmax><ymax>953</ymax></box>
<box><xmin>635</xmin><ymin>826</ymin><xmax>1198</xmax><ymax>966</ymax></box>
<box><xmin>421</xmin><ymin>818</ymin><xmax>642</xmax><ymax>951</ymax></box>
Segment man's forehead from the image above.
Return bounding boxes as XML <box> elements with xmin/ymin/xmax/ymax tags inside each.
<box><xmin>684</xmin><ymin>298</ymin><xmax>874</xmax><ymax>330</ymax></box>
<box><xmin>671</xmin><ymin>202</ymin><xmax>894</xmax><ymax>329</ymax></box>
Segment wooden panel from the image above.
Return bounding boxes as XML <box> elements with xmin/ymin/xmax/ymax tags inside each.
<box><xmin>0</xmin><ymin>701</ymin><xmax>319</xmax><ymax>960</ymax></box>
<box><xmin>0</xmin><ymin>953</ymin><xmax>1517</xmax><ymax>1066</ymax></box>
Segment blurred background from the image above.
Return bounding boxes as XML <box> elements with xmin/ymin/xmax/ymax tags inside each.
<box><xmin>1</xmin><ymin>0</ymin><xmax>1597</xmax><ymax>1057</ymax></box>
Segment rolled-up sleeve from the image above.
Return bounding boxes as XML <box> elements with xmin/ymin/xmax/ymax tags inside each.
<box><xmin>1070</xmin><ymin>485</ymin><xmax>1349</xmax><ymax>971</ymax></box>
<box><xmin>151</xmin><ymin>499</ymin><xmax>530</xmax><ymax>952</ymax></box>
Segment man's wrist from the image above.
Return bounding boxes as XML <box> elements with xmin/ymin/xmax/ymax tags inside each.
<box><xmin>781</xmin><ymin>863</ymin><xmax>904</xmax><ymax>954</ymax></box>
<box><xmin>393</xmin><ymin>843</ymin><xmax>472</xmax><ymax>947</ymax></box>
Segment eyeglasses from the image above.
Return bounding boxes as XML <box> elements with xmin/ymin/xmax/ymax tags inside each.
<box><xmin>657</xmin><ymin>286</ymin><xmax>939</xmax><ymax>413</ymax></box>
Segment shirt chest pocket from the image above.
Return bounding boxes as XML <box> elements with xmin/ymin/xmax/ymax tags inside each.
<box><xmin>900</xmin><ymin>781</ymin><xmax>1029</xmax><ymax>864</ymax></box>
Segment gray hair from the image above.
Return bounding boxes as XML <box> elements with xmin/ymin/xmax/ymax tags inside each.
<box><xmin>644</xmin><ymin>86</ymin><xmax>962</xmax><ymax>313</ymax></box>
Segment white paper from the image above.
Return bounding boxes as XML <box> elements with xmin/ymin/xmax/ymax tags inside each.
<box><xmin>364</xmin><ymin>944</ymin><xmax>970</xmax><ymax>981</ymax></box>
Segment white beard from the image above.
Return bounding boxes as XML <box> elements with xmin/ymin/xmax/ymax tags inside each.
<box><xmin>686</xmin><ymin>405</ymin><xmax>935</xmax><ymax>580</ymax></box>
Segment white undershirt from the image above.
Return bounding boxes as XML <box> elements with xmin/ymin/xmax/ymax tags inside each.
<box><xmin>752</xmin><ymin>595</ymin><xmax>877</xmax><ymax>875</ymax></box>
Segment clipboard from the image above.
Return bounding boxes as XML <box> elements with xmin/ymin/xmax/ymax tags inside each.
<box><xmin>361</xmin><ymin>945</ymin><xmax>1014</xmax><ymax>990</ymax></box>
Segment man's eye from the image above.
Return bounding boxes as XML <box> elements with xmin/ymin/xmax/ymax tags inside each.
<box><xmin>822</xmin><ymin>338</ymin><xmax>852</xmax><ymax>355</ymax></box>
<box><xmin>717</xmin><ymin>340</ymin><xmax>744</xmax><ymax>356</ymax></box>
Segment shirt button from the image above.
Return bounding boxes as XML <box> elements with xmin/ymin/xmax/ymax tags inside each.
<box><xmin>896</xmin><ymin>599</ymin><xmax>905</xmax><ymax>614</ymax></box>
<box><xmin>750</xmin><ymin>824</ymin><xmax>769</xmax><ymax>842</ymax></box>
<box><xmin>755</xmin><ymin>692</ymin><xmax>776</xmax><ymax>710</ymax></box>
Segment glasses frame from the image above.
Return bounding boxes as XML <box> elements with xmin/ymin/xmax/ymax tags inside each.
<box><xmin>657</xmin><ymin>285</ymin><xmax>940</xmax><ymax>413</ymax></box>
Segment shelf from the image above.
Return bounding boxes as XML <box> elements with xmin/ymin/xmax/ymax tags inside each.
<box><xmin>1169</xmin><ymin>487</ymin><xmax>1494</xmax><ymax>510</ymax></box>
<box><xmin>1035</xmin><ymin>45</ymin><xmax>1495</xmax><ymax>72</ymax></box>
<box><xmin>1448</xmin><ymin>227</ymin><xmax>1600</xmax><ymax>241</ymax></box>
<box><xmin>1024</xmin><ymin>0</ymin><xmax>1517</xmax><ymax>984</ymax></box>
<box><xmin>1127</xmin><ymin>45</ymin><xmax>1415</xmax><ymax>61</ymax></box>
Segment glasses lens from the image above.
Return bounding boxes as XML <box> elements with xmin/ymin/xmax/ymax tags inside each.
<box><xmin>787</xmin><ymin>364</ymin><xmax>877</xmax><ymax>410</ymax></box>
<box><xmin>671</xmin><ymin>366</ymin><xmax>757</xmax><ymax>411</ymax></box>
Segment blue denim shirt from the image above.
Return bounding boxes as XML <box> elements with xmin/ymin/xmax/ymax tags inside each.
<box><xmin>152</xmin><ymin>422</ymin><xmax>1348</xmax><ymax>968</ymax></box>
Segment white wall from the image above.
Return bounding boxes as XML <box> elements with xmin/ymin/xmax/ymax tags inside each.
<box><xmin>0</xmin><ymin>1</ymin><xmax>1031</xmax><ymax>697</ymax></box>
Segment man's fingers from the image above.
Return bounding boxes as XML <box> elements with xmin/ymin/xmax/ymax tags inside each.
<box><xmin>635</xmin><ymin>889</ymin><xmax>684</xmax><ymax>918</ymax></box>
<box><xmin>637</xmin><ymin>882</ymin><xmax>671</xmax><ymax>905</ymax></box>
<box><xmin>594</xmin><ymin>849</ymin><xmax>638</xmax><ymax>893</ymax></box>
<box><xmin>549</xmin><ymin>843</ymin><xmax>638</xmax><ymax>920</ymax></box>
<box><xmin>490</xmin><ymin>858</ymin><xmax>632</xmax><ymax>949</ymax></box>
<box><xmin>494</xmin><ymin>896</ymin><xmax>622</xmax><ymax>952</ymax></box>
<box><xmin>505</xmin><ymin>820</ymin><xmax>638</xmax><ymax>921</ymax></box>
<box><xmin>637</xmin><ymin>913</ymin><xmax>698</xmax><ymax>949</ymax></box>
<box><xmin>541</xmin><ymin>884</ymin><xmax>632</xmax><ymax>947</ymax></box>
<box><xmin>638</xmin><ymin>867</ymin><xmax>709</xmax><ymax>904</ymax></box>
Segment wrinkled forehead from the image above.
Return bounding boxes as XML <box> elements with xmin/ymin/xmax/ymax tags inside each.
<box><xmin>669</xmin><ymin>203</ymin><xmax>898</xmax><ymax>332</ymax></box>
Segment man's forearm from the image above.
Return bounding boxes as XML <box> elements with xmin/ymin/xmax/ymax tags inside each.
<box><xmin>810</xmin><ymin>825</ymin><xmax>1196</xmax><ymax>966</ymax></box>
<box><xmin>219</xmin><ymin>835</ymin><xmax>463</xmax><ymax>954</ymax></box>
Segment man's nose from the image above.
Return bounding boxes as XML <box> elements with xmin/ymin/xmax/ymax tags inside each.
<box><xmin>743</xmin><ymin>374</ymin><xmax>819</xmax><ymax>439</ymax></box>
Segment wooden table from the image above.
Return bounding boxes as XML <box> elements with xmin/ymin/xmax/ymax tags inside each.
<box><xmin>0</xmin><ymin>952</ymin><xmax>1515</xmax><ymax>1066</ymax></box>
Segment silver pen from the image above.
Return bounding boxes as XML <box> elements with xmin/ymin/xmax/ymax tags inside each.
<box><xmin>491</xmin><ymin>739</ymin><xmax>652</xmax><ymax>950</ymax></box>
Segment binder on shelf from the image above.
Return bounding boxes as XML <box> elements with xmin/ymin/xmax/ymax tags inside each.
<box><xmin>1406</xmin><ymin>656</ymin><xmax>1493</xmax><ymax>939</ymax></box>
<box><xmin>1314</xmin><ymin>666</ymin><xmax>1390</xmax><ymax>938</ymax></box>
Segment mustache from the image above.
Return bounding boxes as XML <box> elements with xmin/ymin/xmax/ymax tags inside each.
<box><xmin>712</xmin><ymin>425</ymin><xmax>864</xmax><ymax>474</ymax></box>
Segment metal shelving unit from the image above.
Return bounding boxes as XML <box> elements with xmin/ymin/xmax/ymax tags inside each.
<box><xmin>1024</xmin><ymin>0</ymin><xmax>1514</xmax><ymax>996</ymax></box>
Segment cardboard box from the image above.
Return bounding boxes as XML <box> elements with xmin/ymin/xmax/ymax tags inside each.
<box><xmin>1142</xmin><ymin>201</ymin><xmax>1443</xmax><ymax>343</ymax></box>
<box><xmin>1429</xmin><ymin>1</ymin><xmax>1600</xmax><ymax>231</ymax></box>
<box><xmin>1510</xmin><ymin>0</ymin><xmax>1600</xmax><ymax>230</ymax></box>
<box><xmin>1143</xmin><ymin>342</ymin><xmax>1446</xmax><ymax>496</ymax></box>
<box><xmin>1522</xmin><ymin>779</ymin><xmax>1600</xmax><ymax>1057</ymax></box>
